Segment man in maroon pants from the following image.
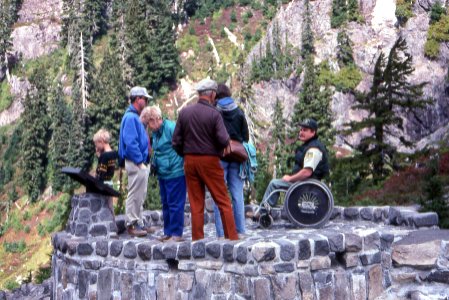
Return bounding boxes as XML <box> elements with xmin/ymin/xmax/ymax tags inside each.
<box><xmin>172</xmin><ymin>78</ymin><xmax>239</xmax><ymax>241</ymax></box>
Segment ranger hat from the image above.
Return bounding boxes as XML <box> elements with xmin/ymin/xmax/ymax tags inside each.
<box><xmin>130</xmin><ymin>86</ymin><xmax>153</xmax><ymax>99</ymax></box>
<box><xmin>299</xmin><ymin>118</ymin><xmax>318</xmax><ymax>131</ymax></box>
<box><xmin>195</xmin><ymin>78</ymin><xmax>218</xmax><ymax>92</ymax></box>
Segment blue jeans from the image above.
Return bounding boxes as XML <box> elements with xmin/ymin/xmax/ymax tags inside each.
<box><xmin>213</xmin><ymin>161</ymin><xmax>245</xmax><ymax>237</ymax></box>
<box><xmin>263</xmin><ymin>179</ymin><xmax>293</xmax><ymax>206</ymax></box>
<box><xmin>159</xmin><ymin>175</ymin><xmax>186</xmax><ymax>237</ymax></box>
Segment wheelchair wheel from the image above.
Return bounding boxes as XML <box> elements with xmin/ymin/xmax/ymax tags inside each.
<box><xmin>284</xmin><ymin>179</ymin><xmax>334</xmax><ymax>228</ymax></box>
<box><xmin>258</xmin><ymin>213</ymin><xmax>273</xmax><ymax>229</ymax></box>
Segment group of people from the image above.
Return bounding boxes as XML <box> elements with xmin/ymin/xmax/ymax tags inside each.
<box><xmin>92</xmin><ymin>78</ymin><xmax>329</xmax><ymax>242</ymax></box>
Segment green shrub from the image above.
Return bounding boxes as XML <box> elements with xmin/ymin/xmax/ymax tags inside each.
<box><xmin>37</xmin><ymin>223</ymin><xmax>46</xmax><ymax>236</ymax></box>
<box><xmin>231</xmin><ymin>9</ymin><xmax>237</xmax><ymax>22</ymax></box>
<box><xmin>395</xmin><ymin>0</ymin><xmax>415</xmax><ymax>26</ymax></box>
<box><xmin>424</xmin><ymin>15</ymin><xmax>449</xmax><ymax>59</ymax></box>
<box><xmin>9</xmin><ymin>211</ymin><xmax>22</xmax><ymax>233</ymax></box>
<box><xmin>4</xmin><ymin>279</ymin><xmax>19</xmax><ymax>291</ymax></box>
<box><xmin>24</xmin><ymin>225</ymin><xmax>31</xmax><ymax>233</ymax></box>
<box><xmin>144</xmin><ymin>175</ymin><xmax>161</xmax><ymax>210</ymax></box>
<box><xmin>177</xmin><ymin>34</ymin><xmax>200</xmax><ymax>54</ymax></box>
<box><xmin>239</xmin><ymin>0</ymin><xmax>251</xmax><ymax>5</ymax></box>
<box><xmin>23</xmin><ymin>211</ymin><xmax>31</xmax><ymax>221</ymax></box>
<box><xmin>430</xmin><ymin>1</ymin><xmax>445</xmax><ymax>24</ymax></box>
<box><xmin>0</xmin><ymin>80</ymin><xmax>13</xmax><ymax>112</ymax></box>
<box><xmin>3</xmin><ymin>240</ymin><xmax>27</xmax><ymax>253</ymax></box>
<box><xmin>334</xmin><ymin>65</ymin><xmax>363</xmax><ymax>92</ymax></box>
<box><xmin>188</xmin><ymin>26</ymin><xmax>196</xmax><ymax>35</ymax></box>
<box><xmin>35</xmin><ymin>262</ymin><xmax>52</xmax><ymax>284</ymax></box>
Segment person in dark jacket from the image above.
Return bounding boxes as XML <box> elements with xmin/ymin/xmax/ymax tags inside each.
<box><xmin>141</xmin><ymin>105</ymin><xmax>186</xmax><ymax>242</ymax></box>
<box><xmin>212</xmin><ymin>84</ymin><xmax>249</xmax><ymax>239</ymax></box>
<box><xmin>172</xmin><ymin>78</ymin><xmax>239</xmax><ymax>241</ymax></box>
<box><xmin>118</xmin><ymin>86</ymin><xmax>154</xmax><ymax>237</ymax></box>
<box><xmin>248</xmin><ymin>118</ymin><xmax>329</xmax><ymax>218</ymax></box>
<box><xmin>93</xmin><ymin>128</ymin><xmax>118</xmax><ymax>186</ymax></box>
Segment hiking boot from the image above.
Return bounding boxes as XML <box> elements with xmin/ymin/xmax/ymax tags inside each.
<box><xmin>127</xmin><ymin>224</ymin><xmax>147</xmax><ymax>237</ymax></box>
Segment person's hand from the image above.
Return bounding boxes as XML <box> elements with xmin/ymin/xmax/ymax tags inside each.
<box><xmin>223</xmin><ymin>143</ymin><xmax>231</xmax><ymax>156</ymax></box>
<box><xmin>282</xmin><ymin>175</ymin><xmax>291</xmax><ymax>182</ymax></box>
<box><xmin>138</xmin><ymin>163</ymin><xmax>147</xmax><ymax>170</ymax></box>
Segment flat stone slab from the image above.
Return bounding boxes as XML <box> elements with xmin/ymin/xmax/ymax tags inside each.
<box><xmin>393</xmin><ymin>229</ymin><xmax>449</xmax><ymax>245</ymax></box>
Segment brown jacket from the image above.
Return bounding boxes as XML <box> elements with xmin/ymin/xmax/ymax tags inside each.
<box><xmin>172</xmin><ymin>100</ymin><xmax>230</xmax><ymax>156</ymax></box>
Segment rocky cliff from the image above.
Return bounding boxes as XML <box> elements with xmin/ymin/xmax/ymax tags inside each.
<box><xmin>246</xmin><ymin>0</ymin><xmax>449</xmax><ymax>151</ymax></box>
<box><xmin>1</xmin><ymin>0</ymin><xmax>448</xmax><ymax>151</ymax></box>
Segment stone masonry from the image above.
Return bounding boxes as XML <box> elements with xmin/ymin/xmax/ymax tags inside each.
<box><xmin>47</xmin><ymin>193</ymin><xmax>449</xmax><ymax>299</ymax></box>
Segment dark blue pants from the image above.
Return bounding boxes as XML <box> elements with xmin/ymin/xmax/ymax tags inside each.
<box><xmin>159</xmin><ymin>175</ymin><xmax>186</xmax><ymax>237</ymax></box>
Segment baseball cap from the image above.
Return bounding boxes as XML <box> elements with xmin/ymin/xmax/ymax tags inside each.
<box><xmin>195</xmin><ymin>78</ymin><xmax>218</xmax><ymax>92</ymax></box>
<box><xmin>130</xmin><ymin>86</ymin><xmax>152</xmax><ymax>99</ymax></box>
<box><xmin>299</xmin><ymin>118</ymin><xmax>318</xmax><ymax>131</ymax></box>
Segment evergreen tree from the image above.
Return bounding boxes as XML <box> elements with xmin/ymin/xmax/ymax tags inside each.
<box><xmin>89</xmin><ymin>47</ymin><xmax>128</xmax><ymax>149</ymax></box>
<box><xmin>344</xmin><ymin>37</ymin><xmax>429</xmax><ymax>182</ymax></box>
<box><xmin>271</xmin><ymin>98</ymin><xmax>288</xmax><ymax>177</ymax></box>
<box><xmin>347</xmin><ymin>0</ymin><xmax>362</xmax><ymax>22</ymax></box>
<box><xmin>21</xmin><ymin>68</ymin><xmax>51</xmax><ymax>202</ymax></box>
<box><xmin>122</xmin><ymin>0</ymin><xmax>180</xmax><ymax>94</ymax></box>
<box><xmin>0</xmin><ymin>0</ymin><xmax>22</xmax><ymax>82</ymax></box>
<box><xmin>48</xmin><ymin>80</ymin><xmax>73</xmax><ymax>193</ymax></box>
<box><xmin>337</xmin><ymin>29</ymin><xmax>355</xmax><ymax>68</ymax></box>
<box><xmin>330</xmin><ymin>0</ymin><xmax>347</xmax><ymax>28</ymax></box>
<box><xmin>301</xmin><ymin>0</ymin><xmax>314</xmax><ymax>58</ymax></box>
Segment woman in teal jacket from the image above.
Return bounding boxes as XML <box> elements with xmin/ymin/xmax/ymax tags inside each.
<box><xmin>141</xmin><ymin>106</ymin><xmax>186</xmax><ymax>242</ymax></box>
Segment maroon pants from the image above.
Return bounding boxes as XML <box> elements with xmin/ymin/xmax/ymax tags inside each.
<box><xmin>184</xmin><ymin>155</ymin><xmax>238</xmax><ymax>241</ymax></box>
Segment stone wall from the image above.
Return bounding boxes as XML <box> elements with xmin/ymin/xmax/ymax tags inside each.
<box><xmin>50</xmin><ymin>196</ymin><xmax>449</xmax><ymax>299</ymax></box>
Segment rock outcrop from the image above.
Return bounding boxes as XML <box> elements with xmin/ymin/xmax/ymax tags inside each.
<box><xmin>245</xmin><ymin>0</ymin><xmax>449</xmax><ymax>150</ymax></box>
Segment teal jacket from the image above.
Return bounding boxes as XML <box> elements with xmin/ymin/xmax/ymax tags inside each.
<box><xmin>151</xmin><ymin>119</ymin><xmax>184</xmax><ymax>180</ymax></box>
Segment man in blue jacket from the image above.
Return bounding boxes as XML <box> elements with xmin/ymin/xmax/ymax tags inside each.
<box><xmin>119</xmin><ymin>86</ymin><xmax>154</xmax><ymax>237</ymax></box>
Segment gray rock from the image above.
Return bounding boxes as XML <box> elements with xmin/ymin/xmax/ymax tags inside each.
<box><xmin>177</xmin><ymin>241</ymin><xmax>191</xmax><ymax>259</ymax></box>
<box><xmin>90</xmin><ymin>198</ymin><xmax>101</xmax><ymax>213</ymax></box>
<box><xmin>360</xmin><ymin>207</ymin><xmax>373</xmax><ymax>220</ymax></box>
<box><xmin>271</xmin><ymin>273</ymin><xmax>298</xmax><ymax>299</ymax></box>
<box><xmin>334</xmin><ymin>270</ymin><xmax>350</xmax><ymax>300</ymax></box>
<box><xmin>340</xmin><ymin>252</ymin><xmax>359</xmax><ymax>268</ymax></box>
<box><xmin>425</xmin><ymin>270</ymin><xmax>449</xmax><ymax>284</ymax></box>
<box><xmin>89</xmin><ymin>224</ymin><xmax>108</xmax><ymax>237</ymax></box>
<box><xmin>162</xmin><ymin>243</ymin><xmax>177</xmax><ymax>259</ymax></box>
<box><xmin>313</xmin><ymin>270</ymin><xmax>333</xmax><ymax>286</ymax></box>
<box><xmin>298</xmin><ymin>271</ymin><xmax>315</xmax><ymax>300</ymax></box>
<box><xmin>222</xmin><ymin>243</ymin><xmax>234</xmax><ymax>262</ymax></box>
<box><xmin>314</xmin><ymin>239</ymin><xmax>330</xmax><ymax>256</ymax></box>
<box><xmin>123</xmin><ymin>242</ymin><xmax>137</xmax><ymax>259</ymax></box>
<box><xmin>206</xmin><ymin>242</ymin><xmax>221</xmax><ymax>259</ymax></box>
<box><xmin>78</xmin><ymin>270</ymin><xmax>89</xmax><ymax>298</ymax></box>
<box><xmin>83</xmin><ymin>260</ymin><xmax>101</xmax><ymax>270</ymax></box>
<box><xmin>344</xmin><ymin>207</ymin><xmax>359</xmax><ymax>220</ymax></box>
<box><xmin>298</xmin><ymin>239</ymin><xmax>311</xmax><ymax>260</ymax></box>
<box><xmin>236</xmin><ymin>243</ymin><xmax>250</xmax><ymax>264</ymax></box>
<box><xmin>412</xmin><ymin>212</ymin><xmax>439</xmax><ymax>227</ymax></box>
<box><xmin>153</xmin><ymin>244</ymin><xmax>164</xmax><ymax>260</ymax></box>
<box><xmin>77</xmin><ymin>242</ymin><xmax>93</xmax><ymax>255</ymax></box>
<box><xmin>74</xmin><ymin>223</ymin><xmax>88</xmax><ymax>237</ymax></box>
<box><xmin>120</xmin><ymin>273</ymin><xmax>133</xmax><ymax>299</ymax></box>
<box><xmin>253</xmin><ymin>277</ymin><xmax>271</xmax><ymax>300</ymax></box>
<box><xmin>322</xmin><ymin>232</ymin><xmax>344</xmax><ymax>252</ymax></box>
<box><xmin>345</xmin><ymin>233</ymin><xmax>363</xmax><ymax>252</ymax></box>
<box><xmin>211</xmin><ymin>273</ymin><xmax>232</xmax><ymax>294</ymax></box>
<box><xmin>252</xmin><ymin>242</ymin><xmax>276</xmax><ymax>262</ymax></box>
<box><xmin>360</xmin><ymin>251</ymin><xmax>381</xmax><ymax>265</ymax></box>
<box><xmin>274</xmin><ymin>262</ymin><xmax>295</xmax><ymax>273</ymax></box>
<box><xmin>78</xmin><ymin>209</ymin><xmax>91</xmax><ymax>223</ymax></box>
<box><xmin>110</xmin><ymin>241</ymin><xmax>123</xmax><ymax>257</ymax></box>
<box><xmin>310</xmin><ymin>256</ymin><xmax>331</xmax><ymax>271</ymax></box>
<box><xmin>275</xmin><ymin>239</ymin><xmax>295</xmax><ymax>261</ymax></box>
<box><xmin>192</xmin><ymin>241</ymin><xmax>206</xmax><ymax>259</ymax></box>
<box><xmin>98</xmin><ymin>269</ymin><xmax>113</xmax><ymax>300</ymax></box>
<box><xmin>330</xmin><ymin>207</ymin><xmax>343</xmax><ymax>220</ymax></box>
<box><xmin>380</xmin><ymin>232</ymin><xmax>395</xmax><ymax>250</ymax></box>
<box><xmin>363</xmin><ymin>231</ymin><xmax>380</xmax><ymax>251</ymax></box>
<box><xmin>99</xmin><ymin>208</ymin><xmax>114</xmax><ymax>222</ymax></box>
<box><xmin>96</xmin><ymin>240</ymin><xmax>109</xmax><ymax>257</ymax></box>
<box><xmin>137</xmin><ymin>242</ymin><xmax>152</xmax><ymax>260</ymax></box>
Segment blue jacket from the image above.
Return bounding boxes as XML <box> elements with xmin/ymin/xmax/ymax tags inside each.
<box><xmin>239</xmin><ymin>142</ymin><xmax>257</xmax><ymax>183</ymax></box>
<box><xmin>118</xmin><ymin>105</ymin><xmax>149</xmax><ymax>165</ymax></box>
<box><xmin>151</xmin><ymin>119</ymin><xmax>184</xmax><ymax>180</ymax></box>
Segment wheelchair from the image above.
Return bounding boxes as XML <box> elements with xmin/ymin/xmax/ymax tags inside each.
<box><xmin>255</xmin><ymin>179</ymin><xmax>334</xmax><ymax>229</ymax></box>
